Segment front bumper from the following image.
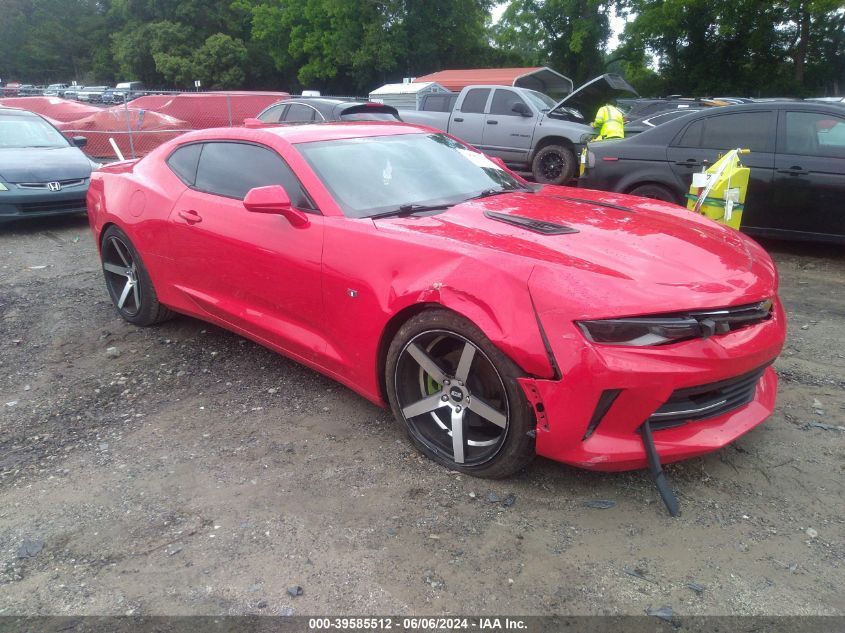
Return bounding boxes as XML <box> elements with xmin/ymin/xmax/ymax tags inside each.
<box><xmin>0</xmin><ymin>185</ymin><xmax>89</xmax><ymax>222</ymax></box>
<box><xmin>520</xmin><ymin>300</ymin><xmax>786</xmax><ymax>471</ymax></box>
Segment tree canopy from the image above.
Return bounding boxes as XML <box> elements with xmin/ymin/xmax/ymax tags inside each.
<box><xmin>1</xmin><ymin>0</ymin><xmax>842</xmax><ymax>97</ymax></box>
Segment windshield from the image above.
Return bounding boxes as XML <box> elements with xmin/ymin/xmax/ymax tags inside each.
<box><xmin>0</xmin><ymin>116</ymin><xmax>69</xmax><ymax>148</ymax></box>
<box><xmin>523</xmin><ymin>90</ymin><xmax>556</xmax><ymax>111</ymax></box>
<box><xmin>296</xmin><ymin>132</ymin><xmax>524</xmax><ymax>218</ymax></box>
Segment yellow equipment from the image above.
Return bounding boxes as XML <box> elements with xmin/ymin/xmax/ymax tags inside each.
<box><xmin>685</xmin><ymin>148</ymin><xmax>750</xmax><ymax>230</ymax></box>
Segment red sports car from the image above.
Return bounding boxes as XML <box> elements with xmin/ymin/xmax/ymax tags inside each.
<box><xmin>86</xmin><ymin>123</ymin><xmax>785</xmax><ymax>493</ymax></box>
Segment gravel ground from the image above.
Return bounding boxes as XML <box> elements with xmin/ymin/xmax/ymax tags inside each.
<box><xmin>0</xmin><ymin>215</ymin><xmax>842</xmax><ymax>616</ymax></box>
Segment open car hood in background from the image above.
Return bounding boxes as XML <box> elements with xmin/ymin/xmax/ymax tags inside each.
<box><xmin>549</xmin><ymin>74</ymin><xmax>638</xmax><ymax>120</ymax></box>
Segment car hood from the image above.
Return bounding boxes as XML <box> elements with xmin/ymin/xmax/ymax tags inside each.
<box><xmin>374</xmin><ymin>188</ymin><xmax>776</xmax><ymax>315</ymax></box>
<box><xmin>550</xmin><ymin>74</ymin><xmax>638</xmax><ymax>120</ymax></box>
<box><xmin>0</xmin><ymin>146</ymin><xmax>92</xmax><ymax>183</ymax></box>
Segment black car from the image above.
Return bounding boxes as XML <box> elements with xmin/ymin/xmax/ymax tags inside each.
<box><xmin>0</xmin><ymin>107</ymin><xmax>94</xmax><ymax>223</ymax></box>
<box><xmin>254</xmin><ymin>97</ymin><xmax>400</xmax><ymax>124</ymax></box>
<box><xmin>618</xmin><ymin>97</ymin><xmax>724</xmax><ymax>122</ymax></box>
<box><xmin>579</xmin><ymin>102</ymin><xmax>845</xmax><ymax>243</ymax></box>
<box><xmin>625</xmin><ymin>108</ymin><xmax>703</xmax><ymax>136</ymax></box>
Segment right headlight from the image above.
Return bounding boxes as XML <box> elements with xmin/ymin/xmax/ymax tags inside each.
<box><xmin>577</xmin><ymin>317</ymin><xmax>703</xmax><ymax>346</ymax></box>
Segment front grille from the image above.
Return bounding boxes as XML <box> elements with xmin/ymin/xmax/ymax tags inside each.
<box><xmin>647</xmin><ymin>364</ymin><xmax>769</xmax><ymax>430</ymax></box>
<box><xmin>20</xmin><ymin>197</ymin><xmax>87</xmax><ymax>213</ymax></box>
<box><xmin>17</xmin><ymin>178</ymin><xmax>87</xmax><ymax>190</ymax></box>
<box><xmin>686</xmin><ymin>300</ymin><xmax>774</xmax><ymax>336</ymax></box>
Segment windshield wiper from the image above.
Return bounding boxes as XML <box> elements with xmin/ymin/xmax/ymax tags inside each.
<box><xmin>367</xmin><ymin>202</ymin><xmax>454</xmax><ymax>220</ymax></box>
<box><xmin>466</xmin><ymin>185</ymin><xmax>531</xmax><ymax>202</ymax></box>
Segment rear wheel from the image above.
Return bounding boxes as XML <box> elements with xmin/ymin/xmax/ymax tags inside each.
<box><xmin>532</xmin><ymin>145</ymin><xmax>576</xmax><ymax>185</ymax></box>
<box><xmin>628</xmin><ymin>183</ymin><xmax>678</xmax><ymax>204</ymax></box>
<box><xmin>101</xmin><ymin>225</ymin><xmax>172</xmax><ymax>326</ymax></box>
<box><xmin>385</xmin><ymin>310</ymin><xmax>535</xmax><ymax>478</ymax></box>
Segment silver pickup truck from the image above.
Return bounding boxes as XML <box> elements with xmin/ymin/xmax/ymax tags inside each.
<box><xmin>400</xmin><ymin>74</ymin><xmax>637</xmax><ymax>184</ymax></box>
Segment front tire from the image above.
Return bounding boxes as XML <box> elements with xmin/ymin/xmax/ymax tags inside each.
<box><xmin>101</xmin><ymin>225</ymin><xmax>172</xmax><ymax>326</ymax></box>
<box><xmin>385</xmin><ymin>310</ymin><xmax>535</xmax><ymax>478</ymax></box>
<box><xmin>531</xmin><ymin>144</ymin><xmax>576</xmax><ymax>185</ymax></box>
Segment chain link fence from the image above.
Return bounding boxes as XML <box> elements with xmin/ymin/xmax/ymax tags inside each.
<box><xmin>1</xmin><ymin>89</ymin><xmax>370</xmax><ymax>160</ymax></box>
<box><xmin>53</xmin><ymin>91</ymin><xmax>288</xmax><ymax>160</ymax></box>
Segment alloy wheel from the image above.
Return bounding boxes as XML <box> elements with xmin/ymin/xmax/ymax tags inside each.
<box><xmin>394</xmin><ymin>330</ymin><xmax>509</xmax><ymax>466</ymax></box>
<box><xmin>102</xmin><ymin>235</ymin><xmax>141</xmax><ymax>317</ymax></box>
<box><xmin>540</xmin><ymin>152</ymin><xmax>564</xmax><ymax>180</ymax></box>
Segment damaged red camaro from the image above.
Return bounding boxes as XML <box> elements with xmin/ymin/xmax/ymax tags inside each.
<box><xmin>87</xmin><ymin>122</ymin><xmax>786</xmax><ymax>488</ymax></box>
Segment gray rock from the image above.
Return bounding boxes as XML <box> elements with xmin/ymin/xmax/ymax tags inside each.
<box><xmin>287</xmin><ymin>585</ymin><xmax>303</xmax><ymax>597</ymax></box>
<box><xmin>105</xmin><ymin>347</ymin><xmax>121</xmax><ymax>358</ymax></box>
<box><xmin>486</xmin><ymin>491</ymin><xmax>500</xmax><ymax>503</ymax></box>
<box><xmin>17</xmin><ymin>539</ymin><xmax>44</xmax><ymax>558</ymax></box>
<box><xmin>585</xmin><ymin>499</ymin><xmax>616</xmax><ymax>509</ymax></box>
<box><xmin>502</xmin><ymin>494</ymin><xmax>516</xmax><ymax>507</ymax></box>
<box><xmin>256</xmin><ymin>600</ymin><xmax>268</xmax><ymax>609</ymax></box>
<box><xmin>687</xmin><ymin>581</ymin><xmax>706</xmax><ymax>594</ymax></box>
<box><xmin>647</xmin><ymin>605</ymin><xmax>674</xmax><ymax>623</ymax></box>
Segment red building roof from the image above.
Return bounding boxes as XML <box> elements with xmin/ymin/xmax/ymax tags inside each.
<box><xmin>413</xmin><ymin>67</ymin><xmax>573</xmax><ymax>95</ymax></box>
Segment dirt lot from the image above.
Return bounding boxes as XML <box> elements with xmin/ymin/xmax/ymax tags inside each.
<box><xmin>0</xmin><ymin>215</ymin><xmax>842</xmax><ymax>617</ymax></box>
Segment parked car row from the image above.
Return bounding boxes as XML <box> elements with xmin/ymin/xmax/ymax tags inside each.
<box><xmin>1</xmin><ymin>81</ymin><xmax>147</xmax><ymax>104</ymax></box>
<box><xmin>4</xmin><ymin>77</ymin><xmax>844</xmax><ymax>244</ymax></box>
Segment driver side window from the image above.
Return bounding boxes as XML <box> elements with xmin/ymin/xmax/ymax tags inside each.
<box><xmin>193</xmin><ymin>142</ymin><xmax>316</xmax><ymax>211</ymax></box>
<box><xmin>490</xmin><ymin>90</ymin><xmax>529</xmax><ymax>117</ymax></box>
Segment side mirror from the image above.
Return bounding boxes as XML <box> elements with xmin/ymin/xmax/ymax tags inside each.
<box><xmin>72</xmin><ymin>136</ymin><xmax>87</xmax><ymax>148</ymax></box>
<box><xmin>243</xmin><ymin>118</ymin><xmax>267</xmax><ymax>128</ymax></box>
<box><xmin>512</xmin><ymin>102</ymin><xmax>531</xmax><ymax>117</ymax></box>
<box><xmin>243</xmin><ymin>185</ymin><xmax>309</xmax><ymax>228</ymax></box>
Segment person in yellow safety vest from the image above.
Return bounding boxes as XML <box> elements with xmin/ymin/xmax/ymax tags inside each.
<box><xmin>591</xmin><ymin>103</ymin><xmax>625</xmax><ymax>140</ymax></box>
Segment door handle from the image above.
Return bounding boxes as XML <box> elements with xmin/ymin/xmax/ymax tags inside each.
<box><xmin>178</xmin><ymin>209</ymin><xmax>202</xmax><ymax>224</ymax></box>
<box><xmin>453</xmin><ymin>117</ymin><xmax>464</xmax><ymax>122</ymax></box>
<box><xmin>777</xmin><ymin>166</ymin><xmax>809</xmax><ymax>176</ymax></box>
<box><xmin>487</xmin><ymin>120</ymin><xmax>498</xmax><ymax>125</ymax></box>
<box><xmin>674</xmin><ymin>159</ymin><xmax>701</xmax><ymax>167</ymax></box>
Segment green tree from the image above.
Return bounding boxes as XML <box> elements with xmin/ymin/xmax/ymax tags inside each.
<box><xmin>617</xmin><ymin>0</ymin><xmax>845</xmax><ymax>96</ymax></box>
<box><xmin>493</xmin><ymin>0</ymin><xmax>616</xmax><ymax>85</ymax></box>
<box><xmin>193</xmin><ymin>34</ymin><xmax>249</xmax><ymax>89</ymax></box>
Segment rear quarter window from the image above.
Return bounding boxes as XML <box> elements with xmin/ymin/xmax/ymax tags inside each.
<box><xmin>166</xmin><ymin>143</ymin><xmax>202</xmax><ymax>186</ymax></box>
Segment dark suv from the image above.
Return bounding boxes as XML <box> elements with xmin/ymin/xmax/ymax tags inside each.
<box><xmin>579</xmin><ymin>102</ymin><xmax>845</xmax><ymax>244</ymax></box>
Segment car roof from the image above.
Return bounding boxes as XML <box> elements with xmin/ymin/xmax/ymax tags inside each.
<box><xmin>0</xmin><ymin>106</ymin><xmax>38</xmax><ymax>118</ymax></box>
<box><xmin>620</xmin><ymin>101</ymin><xmax>845</xmax><ymax>144</ymax></box>
<box><xmin>178</xmin><ymin>122</ymin><xmax>426</xmax><ymax>147</ymax></box>
<box><xmin>262</xmin><ymin>97</ymin><xmax>364</xmax><ymax>115</ymax></box>
<box><xmin>262</xmin><ymin>121</ymin><xmax>424</xmax><ymax>143</ymax></box>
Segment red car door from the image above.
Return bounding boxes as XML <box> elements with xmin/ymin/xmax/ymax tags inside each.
<box><xmin>166</xmin><ymin>140</ymin><xmax>326</xmax><ymax>362</ymax></box>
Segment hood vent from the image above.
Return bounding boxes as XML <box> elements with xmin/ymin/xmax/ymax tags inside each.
<box><xmin>552</xmin><ymin>195</ymin><xmax>634</xmax><ymax>213</ymax></box>
<box><xmin>484</xmin><ymin>211</ymin><xmax>579</xmax><ymax>235</ymax></box>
